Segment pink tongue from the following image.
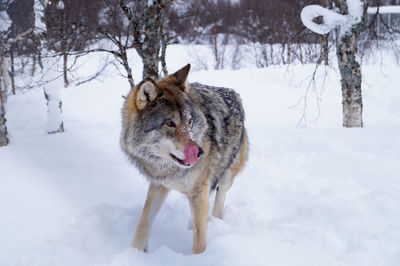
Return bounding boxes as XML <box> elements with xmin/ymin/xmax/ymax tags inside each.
<box><xmin>184</xmin><ymin>145</ymin><xmax>199</xmax><ymax>166</ymax></box>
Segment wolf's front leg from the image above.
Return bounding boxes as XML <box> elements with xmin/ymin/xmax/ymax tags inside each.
<box><xmin>188</xmin><ymin>179</ymin><xmax>210</xmax><ymax>254</ymax></box>
<box><xmin>133</xmin><ymin>183</ymin><xmax>169</xmax><ymax>252</ymax></box>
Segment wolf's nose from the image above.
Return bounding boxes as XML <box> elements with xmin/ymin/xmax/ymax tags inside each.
<box><xmin>198</xmin><ymin>147</ymin><xmax>204</xmax><ymax>158</ymax></box>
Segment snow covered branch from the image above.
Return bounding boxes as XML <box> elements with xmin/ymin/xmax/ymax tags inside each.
<box><xmin>7</xmin><ymin>29</ymin><xmax>33</xmax><ymax>46</ymax></box>
<box><xmin>367</xmin><ymin>5</ymin><xmax>400</xmax><ymax>14</ymax></box>
<box><xmin>301</xmin><ymin>0</ymin><xmax>365</xmax><ymax>37</ymax></box>
<box><xmin>300</xmin><ymin>5</ymin><xmax>346</xmax><ymax>35</ymax></box>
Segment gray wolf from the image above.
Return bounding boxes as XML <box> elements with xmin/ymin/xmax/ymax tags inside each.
<box><xmin>120</xmin><ymin>64</ymin><xmax>248</xmax><ymax>254</ymax></box>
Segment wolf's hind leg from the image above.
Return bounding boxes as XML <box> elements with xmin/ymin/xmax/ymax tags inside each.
<box><xmin>212</xmin><ymin>174</ymin><xmax>232</xmax><ymax>219</ymax></box>
<box><xmin>132</xmin><ymin>183</ymin><xmax>169</xmax><ymax>252</ymax></box>
<box><xmin>212</xmin><ymin>131</ymin><xmax>248</xmax><ymax>219</ymax></box>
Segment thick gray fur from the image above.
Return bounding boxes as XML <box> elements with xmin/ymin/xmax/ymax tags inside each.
<box><xmin>120</xmin><ymin>81</ymin><xmax>246</xmax><ymax>191</ymax></box>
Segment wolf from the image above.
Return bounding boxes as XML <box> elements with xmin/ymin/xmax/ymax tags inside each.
<box><xmin>120</xmin><ymin>64</ymin><xmax>248</xmax><ymax>254</ymax></box>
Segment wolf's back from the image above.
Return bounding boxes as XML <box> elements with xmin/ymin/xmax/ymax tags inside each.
<box><xmin>189</xmin><ymin>82</ymin><xmax>247</xmax><ymax>189</ymax></box>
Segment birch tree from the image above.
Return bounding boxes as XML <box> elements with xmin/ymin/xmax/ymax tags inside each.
<box><xmin>71</xmin><ymin>0</ymin><xmax>170</xmax><ymax>89</ymax></box>
<box><xmin>0</xmin><ymin>54</ymin><xmax>10</xmax><ymax>146</ymax></box>
<box><xmin>301</xmin><ymin>0</ymin><xmax>368</xmax><ymax>127</ymax></box>
<box><xmin>119</xmin><ymin>0</ymin><xmax>170</xmax><ymax>80</ymax></box>
<box><xmin>0</xmin><ymin>1</ymin><xmax>13</xmax><ymax>146</ymax></box>
<box><xmin>1</xmin><ymin>0</ymin><xmax>36</xmax><ymax>146</ymax></box>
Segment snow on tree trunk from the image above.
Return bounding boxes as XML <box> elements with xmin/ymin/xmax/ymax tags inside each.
<box><xmin>43</xmin><ymin>59</ymin><xmax>65</xmax><ymax>134</ymax></box>
<box><xmin>34</xmin><ymin>0</ymin><xmax>46</xmax><ymax>30</ymax></box>
<box><xmin>301</xmin><ymin>0</ymin><xmax>368</xmax><ymax>128</ymax></box>
<box><xmin>34</xmin><ymin>0</ymin><xmax>64</xmax><ymax>133</ymax></box>
<box><xmin>44</xmin><ymin>86</ymin><xmax>64</xmax><ymax>134</ymax></box>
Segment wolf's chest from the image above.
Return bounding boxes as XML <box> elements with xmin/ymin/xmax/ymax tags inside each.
<box><xmin>148</xmin><ymin>168</ymin><xmax>201</xmax><ymax>193</ymax></box>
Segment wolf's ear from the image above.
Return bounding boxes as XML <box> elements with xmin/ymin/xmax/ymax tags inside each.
<box><xmin>171</xmin><ymin>64</ymin><xmax>191</xmax><ymax>87</ymax></box>
<box><xmin>135</xmin><ymin>79</ymin><xmax>160</xmax><ymax>110</ymax></box>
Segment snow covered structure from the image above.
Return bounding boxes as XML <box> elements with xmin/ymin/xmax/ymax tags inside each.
<box><xmin>301</xmin><ymin>0</ymin><xmax>368</xmax><ymax>128</ymax></box>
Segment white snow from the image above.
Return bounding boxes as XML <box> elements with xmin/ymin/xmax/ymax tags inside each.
<box><xmin>0</xmin><ymin>10</ymin><xmax>11</xmax><ymax>32</ymax></box>
<box><xmin>301</xmin><ymin>5</ymin><xmax>347</xmax><ymax>35</ymax></box>
<box><xmin>34</xmin><ymin>0</ymin><xmax>46</xmax><ymax>30</ymax></box>
<box><xmin>57</xmin><ymin>1</ymin><xmax>65</xmax><ymax>10</ymax></box>
<box><xmin>44</xmin><ymin>86</ymin><xmax>63</xmax><ymax>133</ymax></box>
<box><xmin>1</xmin><ymin>45</ymin><xmax>400</xmax><ymax>266</ymax></box>
<box><xmin>347</xmin><ymin>0</ymin><xmax>364</xmax><ymax>23</ymax></box>
<box><xmin>368</xmin><ymin>5</ymin><xmax>400</xmax><ymax>14</ymax></box>
<box><xmin>301</xmin><ymin>0</ymin><xmax>365</xmax><ymax>36</ymax></box>
<box><xmin>41</xmin><ymin>58</ymin><xmax>64</xmax><ymax>133</ymax></box>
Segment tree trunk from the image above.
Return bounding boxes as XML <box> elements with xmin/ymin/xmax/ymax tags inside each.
<box><xmin>32</xmin><ymin>52</ymin><xmax>37</xmax><ymax>76</ymax></box>
<box><xmin>139</xmin><ymin>1</ymin><xmax>168</xmax><ymax>79</ymax></box>
<box><xmin>269</xmin><ymin>44</ymin><xmax>274</xmax><ymax>65</ymax></box>
<box><xmin>336</xmin><ymin>0</ymin><xmax>367</xmax><ymax>128</ymax></box>
<box><xmin>321</xmin><ymin>34</ymin><xmax>329</xmax><ymax>65</ymax></box>
<box><xmin>160</xmin><ymin>32</ymin><xmax>168</xmax><ymax>76</ymax></box>
<box><xmin>141</xmin><ymin>45</ymin><xmax>160</xmax><ymax>79</ymax></box>
<box><xmin>119</xmin><ymin>0</ymin><xmax>169</xmax><ymax>80</ymax></box>
<box><xmin>10</xmin><ymin>47</ymin><xmax>16</xmax><ymax>95</ymax></box>
<box><xmin>0</xmin><ymin>56</ymin><xmax>9</xmax><ymax>146</ymax></box>
<box><xmin>281</xmin><ymin>42</ymin><xmax>286</xmax><ymax>64</ymax></box>
<box><xmin>320</xmin><ymin>0</ymin><xmax>333</xmax><ymax>66</ymax></box>
<box><xmin>0</xmin><ymin>90</ymin><xmax>8</xmax><ymax>146</ymax></box>
<box><xmin>119</xmin><ymin>50</ymin><xmax>135</xmax><ymax>89</ymax></box>
<box><xmin>63</xmin><ymin>51</ymin><xmax>69</xmax><ymax>88</ymax></box>
<box><xmin>298</xmin><ymin>43</ymin><xmax>304</xmax><ymax>64</ymax></box>
<box><xmin>212</xmin><ymin>22</ymin><xmax>220</xmax><ymax>70</ymax></box>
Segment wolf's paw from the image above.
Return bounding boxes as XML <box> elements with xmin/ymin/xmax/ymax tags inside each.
<box><xmin>132</xmin><ymin>243</ymin><xmax>148</xmax><ymax>253</ymax></box>
<box><xmin>192</xmin><ymin>243</ymin><xmax>206</xmax><ymax>254</ymax></box>
<box><xmin>212</xmin><ymin>210</ymin><xmax>223</xmax><ymax>219</ymax></box>
<box><xmin>132</xmin><ymin>239</ymin><xmax>148</xmax><ymax>253</ymax></box>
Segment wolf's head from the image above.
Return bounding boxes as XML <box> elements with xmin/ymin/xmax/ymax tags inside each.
<box><xmin>121</xmin><ymin>64</ymin><xmax>208</xmax><ymax>170</ymax></box>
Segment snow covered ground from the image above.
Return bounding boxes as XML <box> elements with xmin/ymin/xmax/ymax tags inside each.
<box><xmin>1</xmin><ymin>45</ymin><xmax>400</xmax><ymax>266</ymax></box>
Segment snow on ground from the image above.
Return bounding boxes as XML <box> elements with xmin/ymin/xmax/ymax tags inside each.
<box><xmin>1</xmin><ymin>45</ymin><xmax>400</xmax><ymax>266</ymax></box>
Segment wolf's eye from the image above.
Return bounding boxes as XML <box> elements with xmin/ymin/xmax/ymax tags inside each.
<box><xmin>165</xmin><ymin>120</ymin><xmax>176</xmax><ymax>128</ymax></box>
<box><xmin>188</xmin><ymin>118</ymin><xmax>193</xmax><ymax>126</ymax></box>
